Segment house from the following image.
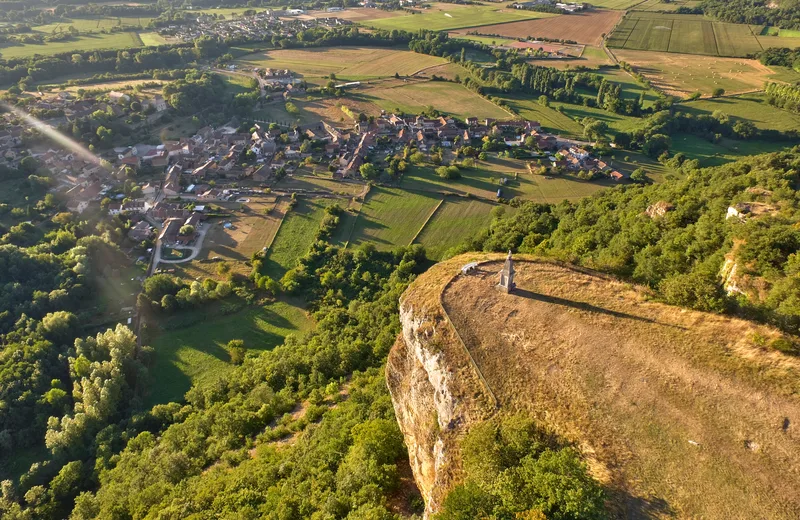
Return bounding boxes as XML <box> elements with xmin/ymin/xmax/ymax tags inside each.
<box><xmin>122</xmin><ymin>200</ymin><xmax>146</xmax><ymax>213</ymax></box>
<box><xmin>145</xmin><ymin>94</ymin><xmax>168</xmax><ymax>112</ymax></box>
<box><xmin>108</xmin><ymin>91</ymin><xmax>131</xmax><ymax>104</ymax></box>
<box><xmin>158</xmin><ymin>218</ymin><xmax>184</xmax><ymax>243</ymax></box>
<box><xmin>128</xmin><ymin>221</ymin><xmax>152</xmax><ymax>242</ymax></box>
<box><xmin>608</xmin><ymin>170</ymin><xmax>624</xmax><ymax>181</ymax></box>
<box><xmin>198</xmin><ymin>188</ymin><xmax>221</xmax><ymax>200</ymax></box>
<box><xmin>163</xmin><ymin>164</ymin><xmax>182</xmax><ymax>196</ymax></box>
<box><xmin>108</xmin><ymin>203</ymin><xmax>122</xmax><ymax>216</ymax></box>
<box><xmin>569</xmin><ymin>146</ymin><xmax>590</xmax><ymax>160</ymax></box>
<box><xmin>121</xmin><ymin>156</ymin><xmax>141</xmax><ymax>168</ymax></box>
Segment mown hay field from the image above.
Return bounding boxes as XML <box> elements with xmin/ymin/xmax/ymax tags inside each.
<box><xmin>414</xmin><ymin>197</ymin><xmax>497</xmax><ymax>259</ymax></box>
<box><xmin>235</xmin><ymin>47</ymin><xmax>446</xmax><ymax>81</ymax></box>
<box><xmin>348</xmin><ymin>187</ymin><xmax>442</xmax><ymax>250</ymax></box>
<box><xmin>361</xmin><ymin>81</ymin><xmax>511</xmax><ymax>120</ymax></box>
<box><xmin>614</xmin><ymin>49</ymin><xmax>780</xmax><ymax>98</ymax></box>
<box><xmin>608</xmin><ymin>12</ymin><xmax>765</xmax><ymax>57</ymax></box>
<box><xmin>366</xmin><ymin>2</ymin><xmax>556</xmax><ymax>32</ymax></box>
<box><xmin>452</xmin><ymin>9</ymin><xmax>622</xmax><ymax>46</ymax></box>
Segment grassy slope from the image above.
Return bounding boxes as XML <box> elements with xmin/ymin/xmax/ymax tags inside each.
<box><xmin>677</xmin><ymin>93</ymin><xmax>800</xmax><ymax>132</ymax></box>
<box><xmin>361</xmin><ymin>81</ymin><xmax>511</xmax><ymax>121</ymax></box>
<box><xmin>148</xmin><ymin>301</ymin><xmax>312</xmax><ymax>405</ymax></box>
<box><xmin>414</xmin><ymin>197</ymin><xmax>496</xmax><ymax>259</ymax></box>
<box><xmin>348</xmin><ymin>187</ymin><xmax>441</xmax><ymax>250</ymax></box>
<box><xmin>263</xmin><ymin>197</ymin><xmax>335</xmax><ymax>281</ymax></box>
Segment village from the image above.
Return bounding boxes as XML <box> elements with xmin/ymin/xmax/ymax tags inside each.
<box><xmin>1</xmin><ymin>82</ymin><xmax>624</xmax><ymax>276</ymax></box>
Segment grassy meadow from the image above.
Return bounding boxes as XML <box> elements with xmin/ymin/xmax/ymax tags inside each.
<box><xmin>348</xmin><ymin>187</ymin><xmax>442</xmax><ymax>250</ymax></box>
<box><xmin>677</xmin><ymin>93</ymin><xmax>800</xmax><ymax>132</ymax></box>
<box><xmin>366</xmin><ymin>2</ymin><xmax>555</xmax><ymax>32</ymax></box>
<box><xmin>413</xmin><ymin>197</ymin><xmax>497</xmax><ymax>259</ymax></box>
<box><xmin>670</xmin><ymin>133</ymin><xmax>791</xmax><ymax>167</ymax></box>
<box><xmin>614</xmin><ymin>49</ymin><xmax>779</xmax><ymax>98</ymax></box>
<box><xmin>0</xmin><ymin>31</ymin><xmax>145</xmax><ymax>59</ymax></box>
<box><xmin>148</xmin><ymin>300</ymin><xmax>312</xmax><ymax>405</ymax></box>
<box><xmin>263</xmin><ymin>197</ymin><xmax>337</xmax><ymax>281</ymax></box>
<box><xmin>361</xmin><ymin>81</ymin><xmax>511</xmax><ymax>120</ymax></box>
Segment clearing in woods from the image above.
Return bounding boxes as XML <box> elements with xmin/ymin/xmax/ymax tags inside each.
<box><xmin>430</xmin><ymin>256</ymin><xmax>800</xmax><ymax>519</ymax></box>
<box><xmin>347</xmin><ymin>187</ymin><xmax>442</xmax><ymax>251</ymax></box>
<box><xmin>366</xmin><ymin>2</ymin><xmax>557</xmax><ymax>32</ymax></box>
<box><xmin>413</xmin><ymin>197</ymin><xmax>497</xmax><ymax>260</ymax></box>
<box><xmin>614</xmin><ymin>49</ymin><xmax>781</xmax><ymax>98</ymax></box>
<box><xmin>148</xmin><ymin>299</ymin><xmax>312</xmax><ymax>406</ymax></box>
<box><xmin>451</xmin><ymin>10</ymin><xmax>622</xmax><ymax>46</ymax></box>
<box><xmin>234</xmin><ymin>47</ymin><xmax>447</xmax><ymax>83</ymax></box>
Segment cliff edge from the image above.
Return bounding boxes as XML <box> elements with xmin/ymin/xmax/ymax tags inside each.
<box><xmin>387</xmin><ymin>254</ymin><xmax>800</xmax><ymax>519</ymax></box>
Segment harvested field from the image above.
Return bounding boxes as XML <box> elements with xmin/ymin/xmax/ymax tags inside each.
<box><xmin>615</xmin><ymin>49</ymin><xmax>779</xmax><ymax>98</ymax></box>
<box><xmin>452</xmin><ymin>9</ymin><xmax>622</xmax><ymax>46</ymax></box>
<box><xmin>528</xmin><ymin>45</ymin><xmax>613</xmax><ymax>69</ymax></box>
<box><xmin>430</xmin><ymin>256</ymin><xmax>800</xmax><ymax>519</ymax></box>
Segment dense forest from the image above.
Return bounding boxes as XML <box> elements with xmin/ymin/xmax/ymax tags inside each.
<box><xmin>684</xmin><ymin>0</ymin><xmax>800</xmax><ymax>30</ymax></box>
<box><xmin>766</xmin><ymin>82</ymin><xmax>800</xmax><ymax>113</ymax></box>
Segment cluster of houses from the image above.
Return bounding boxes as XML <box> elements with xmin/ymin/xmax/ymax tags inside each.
<box><xmin>160</xmin><ymin>10</ymin><xmax>350</xmax><ymax>44</ymax></box>
<box><xmin>552</xmin><ymin>145</ymin><xmax>624</xmax><ymax>180</ymax></box>
<box><xmin>510</xmin><ymin>0</ymin><xmax>586</xmax><ymax>12</ymax></box>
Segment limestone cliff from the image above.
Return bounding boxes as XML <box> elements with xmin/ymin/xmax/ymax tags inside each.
<box><xmin>388</xmin><ymin>254</ymin><xmax>800</xmax><ymax>519</ymax></box>
<box><xmin>386</xmin><ymin>255</ymin><xmax>495</xmax><ymax>516</ymax></box>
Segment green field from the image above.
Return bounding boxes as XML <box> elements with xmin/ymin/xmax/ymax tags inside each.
<box><xmin>414</xmin><ymin>197</ymin><xmax>496</xmax><ymax>259</ymax></box>
<box><xmin>677</xmin><ymin>93</ymin><xmax>800</xmax><ymax>132</ymax></box>
<box><xmin>608</xmin><ymin>12</ymin><xmax>764</xmax><ymax>57</ymax></box>
<box><xmin>366</xmin><ymin>2</ymin><xmax>555</xmax><ymax>32</ymax></box>
<box><xmin>138</xmin><ymin>31</ymin><xmax>169</xmax><ymax>46</ymax></box>
<box><xmin>361</xmin><ymin>81</ymin><xmax>511</xmax><ymax>120</ymax></box>
<box><xmin>670</xmin><ymin>132</ymin><xmax>791</xmax><ymax>167</ymax></box>
<box><xmin>552</xmin><ymin>101</ymin><xmax>643</xmax><ymax>134</ymax></box>
<box><xmin>401</xmin><ymin>159</ymin><xmax>628</xmax><ymax>202</ymax></box>
<box><xmin>263</xmin><ymin>197</ymin><xmax>336</xmax><ymax>281</ymax></box>
<box><xmin>348</xmin><ymin>187</ymin><xmax>442</xmax><ymax>250</ymax></box>
<box><xmin>0</xmin><ymin>31</ymin><xmax>145</xmax><ymax>59</ymax></box>
<box><xmin>148</xmin><ymin>300</ymin><xmax>312</xmax><ymax>405</ymax></box>
<box><xmin>497</xmin><ymin>95</ymin><xmax>585</xmax><ymax>138</ymax></box>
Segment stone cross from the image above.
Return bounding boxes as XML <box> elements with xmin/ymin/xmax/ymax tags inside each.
<box><xmin>497</xmin><ymin>250</ymin><xmax>515</xmax><ymax>293</ymax></box>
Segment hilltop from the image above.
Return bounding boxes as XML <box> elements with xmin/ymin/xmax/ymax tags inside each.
<box><xmin>388</xmin><ymin>254</ymin><xmax>800</xmax><ymax>518</ymax></box>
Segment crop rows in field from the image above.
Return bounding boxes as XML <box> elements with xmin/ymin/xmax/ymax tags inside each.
<box><xmin>608</xmin><ymin>12</ymin><xmax>767</xmax><ymax>57</ymax></box>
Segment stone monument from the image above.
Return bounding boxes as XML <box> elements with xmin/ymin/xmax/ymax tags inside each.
<box><xmin>497</xmin><ymin>250</ymin><xmax>515</xmax><ymax>293</ymax></box>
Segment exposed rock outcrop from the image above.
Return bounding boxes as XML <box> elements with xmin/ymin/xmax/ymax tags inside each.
<box><xmin>388</xmin><ymin>254</ymin><xmax>800</xmax><ymax>519</ymax></box>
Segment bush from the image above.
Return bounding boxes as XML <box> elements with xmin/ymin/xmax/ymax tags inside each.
<box><xmin>436</xmin><ymin>165</ymin><xmax>461</xmax><ymax>180</ymax></box>
<box><xmin>226</xmin><ymin>339</ymin><xmax>246</xmax><ymax>365</ymax></box>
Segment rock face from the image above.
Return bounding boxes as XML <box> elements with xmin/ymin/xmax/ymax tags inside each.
<box><xmin>386</xmin><ymin>255</ymin><xmax>494</xmax><ymax>517</ymax></box>
<box><xmin>388</xmin><ymin>254</ymin><xmax>800</xmax><ymax>519</ymax></box>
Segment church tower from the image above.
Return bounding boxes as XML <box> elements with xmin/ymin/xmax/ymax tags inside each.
<box><xmin>497</xmin><ymin>250</ymin><xmax>515</xmax><ymax>293</ymax></box>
